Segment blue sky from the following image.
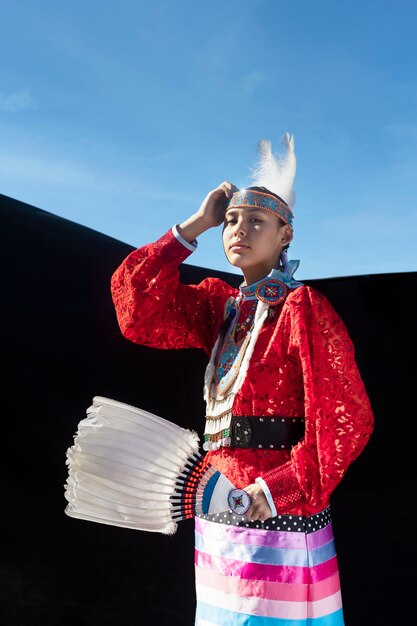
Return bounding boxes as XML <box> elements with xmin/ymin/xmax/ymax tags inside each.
<box><xmin>1</xmin><ymin>0</ymin><xmax>416</xmax><ymax>279</ymax></box>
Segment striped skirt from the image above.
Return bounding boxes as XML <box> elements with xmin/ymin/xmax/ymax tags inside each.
<box><xmin>194</xmin><ymin>508</ymin><xmax>344</xmax><ymax>625</ymax></box>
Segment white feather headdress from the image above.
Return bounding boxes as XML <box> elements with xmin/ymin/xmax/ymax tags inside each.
<box><xmin>249</xmin><ymin>132</ymin><xmax>296</xmax><ymax>209</ymax></box>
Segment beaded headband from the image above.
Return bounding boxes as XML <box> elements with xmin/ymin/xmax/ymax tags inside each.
<box><xmin>227</xmin><ymin>189</ymin><xmax>294</xmax><ymax>226</ymax></box>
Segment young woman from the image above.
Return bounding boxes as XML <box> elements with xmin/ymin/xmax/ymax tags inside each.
<box><xmin>110</xmin><ymin>134</ymin><xmax>374</xmax><ymax>625</ymax></box>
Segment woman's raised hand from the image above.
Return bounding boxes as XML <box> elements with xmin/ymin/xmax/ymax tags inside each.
<box><xmin>178</xmin><ymin>181</ymin><xmax>239</xmax><ymax>243</ymax></box>
<box><xmin>196</xmin><ymin>181</ymin><xmax>239</xmax><ymax>228</ymax></box>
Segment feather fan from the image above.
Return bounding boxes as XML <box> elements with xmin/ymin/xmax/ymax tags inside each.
<box><xmin>64</xmin><ymin>396</ymin><xmax>239</xmax><ymax>535</ymax></box>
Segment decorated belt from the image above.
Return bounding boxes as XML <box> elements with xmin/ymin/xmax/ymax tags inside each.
<box><xmin>230</xmin><ymin>415</ymin><xmax>304</xmax><ymax>450</ymax></box>
<box><xmin>197</xmin><ymin>506</ymin><xmax>332</xmax><ymax>532</ymax></box>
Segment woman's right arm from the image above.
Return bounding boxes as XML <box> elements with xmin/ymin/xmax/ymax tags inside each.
<box><xmin>110</xmin><ymin>182</ymin><xmax>237</xmax><ymax>355</ymax></box>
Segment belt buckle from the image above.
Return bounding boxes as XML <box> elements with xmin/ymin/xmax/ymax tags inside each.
<box><xmin>232</xmin><ymin>416</ymin><xmax>252</xmax><ymax>447</ymax></box>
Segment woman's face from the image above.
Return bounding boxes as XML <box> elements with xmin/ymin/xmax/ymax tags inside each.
<box><xmin>222</xmin><ymin>207</ymin><xmax>292</xmax><ymax>284</ymax></box>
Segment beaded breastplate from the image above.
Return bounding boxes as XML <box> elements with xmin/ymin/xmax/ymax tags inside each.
<box><xmin>213</xmin><ymin>299</ymin><xmax>256</xmax><ymax>396</ymax></box>
<box><xmin>203</xmin><ymin>265</ymin><xmax>303</xmax><ymax>451</ymax></box>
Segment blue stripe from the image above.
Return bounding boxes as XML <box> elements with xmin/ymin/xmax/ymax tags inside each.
<box><xmin>196</xmin><ymin>602</ymin><xmax>345</xmax><ymax>626</ymax></box>
<box><xmin>195</xmin><ymin>531</ymin><xmax>308</xmax><ymax>567</ymax></box>
<box><xmin>309</xmin><ymin>540</ymin><xmax>337</xmax><ymax>566</ymax></box>
<box><xmin>195</xmin><ymin>530</ymin><xmax>336</xmax><ymax>568</ymax></box>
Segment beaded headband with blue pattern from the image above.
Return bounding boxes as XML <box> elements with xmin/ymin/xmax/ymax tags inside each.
<box><xmin>227</xmin><ymin>188</ymin><xmax>294</xmax><ymax>226</ymax></box>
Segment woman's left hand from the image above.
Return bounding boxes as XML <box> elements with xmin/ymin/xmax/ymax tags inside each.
<box><xmin>244</xmin><ymin>483</ymin><xmax>272</xmax><ymax>522</ymax></box>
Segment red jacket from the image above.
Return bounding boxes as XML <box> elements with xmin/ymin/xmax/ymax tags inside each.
<box><xmin>111</xmin><ymin>228</ymin><xmax>374</xmax><ymax>516</ymax></box>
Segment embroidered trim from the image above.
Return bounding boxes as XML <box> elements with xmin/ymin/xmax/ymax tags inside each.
<box><xmin>228</xmin><ymin>189</ymin><xmax>294</xmax><ymax>225</ymax></box>
<box><xmin>204</xmin><ymin>300</ymin><xmax>268</xmax><ymax>403</ymax></box>
<box><xmin>240</xmin><ymin>267</ymin><xmax>302</xmax><ymax>299</ymax></box>
<box><xmin>214</xmin><ymin>331</ymin><xmax>252</xmax><ymax>395</ymax></box>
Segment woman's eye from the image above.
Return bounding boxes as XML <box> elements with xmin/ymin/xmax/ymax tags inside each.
<box><xmin>251</xmin><ymin>218</ymin><xmax>262</xmax><ymax>223</ymax></box>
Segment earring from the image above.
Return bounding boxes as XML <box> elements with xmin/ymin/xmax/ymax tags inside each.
<box><xmin>280</xmin><ymin>249</ymin><xmax>289</xmax><ymax>273</ymax></box>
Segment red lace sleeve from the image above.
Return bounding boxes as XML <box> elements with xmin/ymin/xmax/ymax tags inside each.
<box><xmin>110</xmin><ymin>228</ymin><xmax>235</xmax><ymax>355</ymax></box>
<box><xmin>262</xmin><ymin>286</ymin><xmax>374</xmax><ymax>512</ymax></box>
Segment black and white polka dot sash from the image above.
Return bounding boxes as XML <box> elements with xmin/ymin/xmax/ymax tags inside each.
<box><xmin>198</xmin><ymin>507</ymin><xmax>332</xmax><ymax>533</ymax></box>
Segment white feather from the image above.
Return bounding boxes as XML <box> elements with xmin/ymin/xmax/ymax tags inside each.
<box><xmin>249</xmin><ymin>132</ymin><xmax>296</xmax><ymax>208</ymax></box>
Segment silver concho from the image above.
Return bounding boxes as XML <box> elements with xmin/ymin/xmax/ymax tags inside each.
<box><xmin>227</xmin><ymin>488</ymin><xmax>252</xmax><ymax>515</ymax></box>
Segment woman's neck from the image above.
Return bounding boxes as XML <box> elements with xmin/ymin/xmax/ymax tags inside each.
<box><xmin>241</xmin><ymin>264</ymin><xmax>281</xmax><ymax>287</ymax></box>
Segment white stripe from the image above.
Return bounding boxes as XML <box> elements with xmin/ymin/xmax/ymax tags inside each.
<box><xmin>309</xmin><ymin>590</ymin><xmax>343</xmax><ymax>618</ymax></box>
<box><xmin>196</xmin><ymin>583</ymin><xmax>343</xmax><ymax>620</ymax></box>
<box><xmin>196</xmin><ymin>582</ymin><xmax>307</xmax><ymax>619</ymax></box>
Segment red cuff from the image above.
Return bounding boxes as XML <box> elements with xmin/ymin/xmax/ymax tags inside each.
<box><xmin>261</xmin><ymin>461</ymin><xmax>305</xmax><ymax>513</ymax></box>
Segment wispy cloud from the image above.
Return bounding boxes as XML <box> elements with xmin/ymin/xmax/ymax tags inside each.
<box><xmin>0</xmin><ymin>148</ymin><xmax>193</xmax><ymax>204</ymax></box>
<box><xmin>0</xmin><ymin>89</ymin><xmax>33</xmax><ymax>112</ymax></box>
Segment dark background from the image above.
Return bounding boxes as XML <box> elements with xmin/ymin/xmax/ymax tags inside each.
<box><xmin>1</xmin><ymin>192</ymin><xmax>416</xmax><ymax>625</ymax></box>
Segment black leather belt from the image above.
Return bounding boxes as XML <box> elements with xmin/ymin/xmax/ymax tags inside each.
<box><xmin>230</xmin><ymin>415</ymin><xmax>304</xmax><ymax>450</ymax></box>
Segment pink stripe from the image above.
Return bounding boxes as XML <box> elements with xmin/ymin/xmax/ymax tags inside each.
<box><xmin>310</xmin><ymin>557</ymin><xmax>340</xmax><ymax>583</ymax></box>
<box><xmin>196</xmin><ymin>564</ymin><xmax>308</xmax><ymax>601</ymax></box>
<box><xmin>195</xmin><ymin>565</ymin><xmax>341</xmax><ymax>603</ymax></box>
<box><xmin>195</xmin><ymin>517</ymin><xmax>335</xmax><ymax>551</ymax></box>
<box><xmin>195</xmin><ymin>550</ymin><xmax>340</xmax><ymax>584</ymax></box>
<box><xmin>309</xmin><ymin>572</ymin><xmax>341</xmax><ymax>601</ymax></box>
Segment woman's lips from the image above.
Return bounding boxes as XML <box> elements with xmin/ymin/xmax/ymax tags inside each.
<box><xmin>230</xmin><ymin>243</ymin><xmax>249</xmax><ymax>250</ymax></box>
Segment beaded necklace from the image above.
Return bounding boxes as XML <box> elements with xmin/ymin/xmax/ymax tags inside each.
<box><xmin>203</xmin><ymin>265</ymin><xmax>304</xmax><ymax>451</ymax></box>
<box><xmin>232</xmin><ymin>300</ymin><xmax>258</xmax><ymax>341</ymax></box>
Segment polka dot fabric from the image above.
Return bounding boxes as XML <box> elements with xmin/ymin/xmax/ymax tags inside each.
<box><xmin>198</xmin><ymin>506</ymin><xmax>332</xmax><ymax>533</ymax></box>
